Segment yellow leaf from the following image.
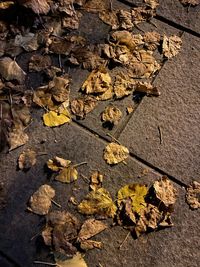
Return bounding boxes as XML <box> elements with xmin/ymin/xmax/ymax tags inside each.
<box><xmin>103</xmin><ymin>142</ymin><xmax>129</xmax><ymax>165</ymax></box>
<box><xmin>0</xmin><ymin>1</ymin><xmax>14</xmax><ymax>10</ymax></box>
<box><xmin>43</xmin><ymin>109</ymin><xmax>71</xmax><ymax>127</ymax></box>
<box><xmin>78</xmin><ymin>188</ymin><xmax>117</xmax><ymax>218</ymax></box>
<box><xmin>47</xmin><ymin>157</ymin><xmax>71</xmax><ymax>171</ymax></box>
<box><xmin>117</xmin><ymin>184</ymin><xmax>148</xmax><ymax>214</ymax></box>
<box><xmin>55</xmin><ymin>252</ymin><xmax>87</xmax><ymax>267</ymax></box>
<box><xmin>55</xmin><ymin>166</ymin><xmax>78</xmax><ymax>183</ymax></box>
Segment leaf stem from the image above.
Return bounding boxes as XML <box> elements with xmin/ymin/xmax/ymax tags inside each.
<box><xmin>73</xmin><ymin>162</ymin><xmax>87</xmax><ymax>168</ymax></box>
<box><xmin>51</xmin><ymin>199</ymin><xmax>61</xmax><ymax>208</ymax></box>
<box><xmin>33</xmin><ymin>261</ymin><xmax>57</xmax><ymax>266</ymax></box>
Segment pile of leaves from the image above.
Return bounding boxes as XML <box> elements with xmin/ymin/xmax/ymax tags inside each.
<box><xmin>0</xmin><ymin>0</ymin><xmax>183</xmax><ymax>151</ymax></box>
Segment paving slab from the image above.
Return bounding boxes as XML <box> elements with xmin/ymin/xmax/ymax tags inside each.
<box><xmin>0</xmin><ymin>115</ymin><xmax>199</xmax><ymax>267</ymax></box>
<box><xmin>119</xmin><ymin>0</ymin><xmax>200</xmax><ymax>35</ymax></box>
<box><xmin>119</xmin><ymin>32</ymin><xmax>200</xmax><ymax>184</ymax></box>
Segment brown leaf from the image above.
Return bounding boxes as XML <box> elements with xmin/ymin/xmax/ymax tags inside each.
<box><xmin>28</xmin><ymin>184</ymin><xmax>55</xmax><ymax>215</ymax></box>
<box><xmin>62</xmin><ymin>11</ymin><xmax>82</xmax><ymax>30</ymax></box>
<box><xmin>18</xmin><ymin>149</ymin><xmax>37</xmax><ymax>170</ymax></box>
<box><xmin>135</xmin><ymin>81</ymin><xmax>160</xmax><ymax>96</ymax></box>
<box><xmin>126</xmin><ymin>106</ymin><xmax>134</xmax><ymax>114</ymax></box>
<box><xmin>47</xmin><ymin>156</ymin><xmax>71</xmax><ymax>171</ymax></box>
<box><xmin>113</xmin><ymin>72</ymin><xmax>136</xmax><ymax>99</ymax></box>
<box><xmin>103</xmin><ymin>142</ymin><xmax>129</xmax><ymax>165</ymax></box>
<box><xmin>143</xmin><ymin>31</ymin><xmax>161</xmax><ymax>51</ymax></box>
<box><xmin>144</xmin><ymin>0</ymin><xmax>159</xmax><ymax>9</ymax></box>
<box><xmin>90</xmin><ymin>170</ymin><xmax>104</xmax><ymax>191</ymax></box>
<box><xmin>162</xmin><ymin>35</ymin><xmax>182</xmax><ymax>59</ymax></box>
<box><xmin>18</xmin><ymin>0</ymin><xmax>50</xmax><ymax>14</ymax></box>
<box><xmin>131</xmin><ymin>7</ymin><xmax>156</xmax><ymax>25</ymax></box>
<box><xmin>99</xmin><ymin>10</ymin><xmax>119</xmax><ymax>30</ymax></box>
<box><xmin>0</xmin><ymin>57</ymin><xmax>26</xmax><ymax>83</ymax></box>
<box><xmin>152</xmin><ymin>177</ymin><xmax>178</xmax><ymax>209</ymax></box>
<box><xmin>29</xmin><ymin>54</ymin><xmax>52</xmax><ymax>72</ymax></box>
<box><xmin>101</xmin><ymin>105</ymin><xmax>122</xmax><ymax>125</ymax></box>
<box><xmin>117</xmin><ymin>9</ymin><xmax>134</xmax><ymax>30</ymax></box>
<box><xmin>8</xmin><ymin>124</ymin><xmax>29</xmax><ymax>151</ymax></box>
<box><xmin>70</xmin><ymin>96</ymin><xmax>97</xmax><ymax>119</ymax></box>
<box><xmin>55</xmin><ymin>165</ymin><xmax>78</xmax><ymax>183</ymax></box>
<box><xmin>78</xmin><ymin>218</ymin><xmax>107</xmax><ymax>241</ymax></box>
<box><xmin>80</xmin><ymin>240</ymin><xmax>102</xmax><ymax>250</ymax></box>
<box><xmin>111</xmin><ymin>31</ymin><xmax>144</xmax><ymax>50</ymax></box>
<box><xmin>186</xmin><ymin>181</ymin><xmax>200</xmax><ymax>210</ymax></box>
<box><xmin>179</xmin><ymin>0</ymin><xmax>199</xmax><ymax>6</ymax></box>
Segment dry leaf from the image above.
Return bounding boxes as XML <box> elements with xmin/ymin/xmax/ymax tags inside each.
<box><xmin>28</xmin><ymin>184</ymin><xmax>55</xmax><ymax>215</ymax></box>
<box><xmin>104</xmin><ymin>142</ymin><xmax>129</xmax><ymax>165</ymax></box>
<box><xmin>81</xmin><ymin>68</ymin><xmax>112</xmax><ymax>94</ymax></box>
<box><xmin>99</xmin><ymin>10</ymin><xmax>119</xmax><ymax>30</ymax></box>
<box><xmin>117</xmin><ymin>9</ymin><xmax>134</xmax><ymax>30</ymax></box>
<box><xmin>135</xmin><ymin>81</ymin><xmax>160</xmax><ymax>96</ymax></box>
<box><xmin>55</xmin><ymin>252</ymin><xmax>87</xmax><ymax>267</ymax></box>
<box><xmin>43</xmin><ymin>109</ymin><xmax>71</xmax><ymax>127</ymax></box>
<box><xmin>90</xmin><ymin>171</ymin><xmax>103</xmax><ymax>191</ymax></box>
<box><xmin>19</xmin><ymin>0</ymin><xmax>50</xmax><ymax>14</ymax></box>
<box><xmin>0</xmin><ymin>1</ymin><xmax>15</xmax><ymax>9</ymax></box>
<box><xmin>47</xmin><ymin>157</ymin><xmax>71</xmax><ymax>171</ymax></box>
<box><xmin>117</xmin><ymin>184</ymin><xmax>148</xmax><ymax>214</ymax></box>
<box><xmin>126</xmin><ymin>106</ymin><xmax>134</xmax><ymax>114</ymax></box>
<box><xmin>162</xmin><ymin>35</ymin><xmax>182</xmax><ymax>59</ymax></box>
<box><xmin>144</xmin><ymin>0</ymin><xmax>159</xmax><ymax>9</ymax></box>
<box><xmin>78</xmin><ymin>218</ymin><xmax>107</xmax><ymax>241</ymax></box>
<box><xmin>18</xmin><ymin>149</ymin><xmax>37</xmax><ymax>170</ymax></box>
<box><xmin>186</xmin><ymin>181</ymin><xmax>200</xmax><ymax>209</ymax></box>
<box><xmin>8</xmin><ymin>125</ymin><xmax>29</xmax><ymax>151</ymax></box>
<box><xmin>131</xmin><ymin>7</ymin><xmax>156</xmax><ymax>25</ymax></box>
<box><xmin>55</xmin><ymin>166</ymin><xmax>78</xmax><ymax>183</ymax></box>
<box><xmin>62</xmin><ymin>11</ymin><xmax>82</xmax><ymax>30</ymax></box>
<box><xmin>78</xmin><ymin>188</ymin><xmax>117</xmax><ymax>218</ymax></box>
<box><xmin>113</xmin><ymin>72</ymin><xmax>136</xmax><ymax>99</ymax></box>
<box><xmin>80</xmin><ymin>240</ymin><xmax>102</xmax><ymax>250</ymax></box>
<box><xmin>153</xmin><ymin>177</ymin><xmax>178</xmax><ymax>209</ymax></box>
<box><xmin>84</xmin><ymin>0</ymin><xmax>109</xmax><ymax>12</ymax></box>
<box><xmin>0</xmin><ymin>57</ymin><xmax>26</xmax><ymax>83</ymax></box>
<box><xmin>179</xmin><ymin>0</ymin><xmax>199</xmax><ymax>6</ymax></box>
<box><xmin>143</xmin><ymin>31</ymin><xmax>161</xmax><ymax>51</ymax></box>
<box><xmin>101</xmin><ymin>105</ymin><xmax>122</xmax><ymax>125</ymax></box>
<box><xmin>70</xmin><ymin>96</ymin><xmax>97</xmax><ymax>119</ymax></box>
<box><xmin>29</xmin><ymin>54</ymin><xmax>51</xmax><ymax>72</ymax></box>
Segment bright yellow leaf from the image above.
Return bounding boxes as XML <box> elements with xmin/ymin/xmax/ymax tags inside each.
<box><xmin>43</xmin><ymin>109</ymin><xmax>70</xmax><ymax>127</ymax></box>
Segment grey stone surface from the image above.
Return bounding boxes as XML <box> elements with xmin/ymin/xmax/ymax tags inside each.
<box><xmin>119</xmin><ymin>32</ymin><xmax>200</xmax><ymax>184</ymax></box>
<box><xmin>119</xmin><ymin>0</ymin><xmax>200</xmax><ymax>34</ymax></box>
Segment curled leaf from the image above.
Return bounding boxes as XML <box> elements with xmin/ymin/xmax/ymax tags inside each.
<box><xmin>162</xmin><ymin>35</ymin><xmax>182</xmax><ymax>59</ymax></box>
<box><xmin>55</xmin><ymin>166</ymin><xmax>78</xmax><ymax>183</ymax></box>
<box><xmin>18</xmin><ymin>149</ymin><xmax>37</xmax><ymax>170</ymax></box>
<box><xmin>103</xmin><ymin>142</ymin><xmax>129</xmax><ymax>165</ymax></box>
<box><xmin>101</xmin><ymin>105</ymin><xmax>122</xmax><ymax>125</ymax></box>
<box><xmin>47</xmin><ymin>157</ymin><xmax>71</xmax><ymax>171</ymax></box>
<box><xmin>186</xmin><ymin>181</ymin><xmax>200</xmax><ymax>210</ymax></box>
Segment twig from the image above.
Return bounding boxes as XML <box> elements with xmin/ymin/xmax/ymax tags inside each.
<box><xmin>51</xmin><ymin>199</ymin><xmax>62</xmax><ymax>208</ymax></box>
<box><xmin>119</xmin><ymin>232</ymin><xmax>130</xmax><ymax>250</ymax></box>
<box><xmin>58</xmin><ymin>54</ymin><xmax>62</xmax><ymax>69</ymax></box>
<box><xmin>99</xmin><ymin>263</ymin><xmax>104</xmax><ymax>267</ymax></box>
<box><xmin>81</xmin><ymin>174</ymin><xmax>90</xmax><ymax>183</ymax></box>
<box><xmin>30</xmin><ymin>228</ymin><xmax>45</xmax><ymax>241</ymax></box>
<box><xmin>73</xmin><ymin>162</ymin><xmax>87</xmax><ymax>168</ymax></box>
<box><xmin>33</xmin><ymin>261</ymin><xmax>57</xmax><ymax>266</ymax></box>
<box><xmin>158</xmin><ymin>126</ymin><xmax>163</xmax><ymax>145</ymax></box>
<box><xmin>106</xmin><ymin>133</ymin><xmax>122</xmax><ymax>145</ymax></box>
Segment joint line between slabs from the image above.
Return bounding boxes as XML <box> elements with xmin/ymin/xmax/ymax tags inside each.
<box><xmin>72</xmin><ymin>120</ymin><xmax>187</xmax><ymax>188</ymax></box>
<box><xmin>0</xmin><ymin>250</ymin><xmax>22</xmax><ymax>267</ymax></box>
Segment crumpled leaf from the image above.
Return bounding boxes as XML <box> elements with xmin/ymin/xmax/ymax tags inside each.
<box><xmin>81</xmin><ymin>68</ymin><xmax>112</xmax><ymax>94</ymax></box>
<box><xmin>152</xmin><ymin>177</ymin><xmax>178</xmax><ymax>209</ymax></box>
<box><xmin>135</xmin><ymin>81</ymin><xmax>160</xmax><ymax>96</ymax></box>
<box><xmin>80</xmin><ymin>240</ymin><xmax>102</xmax><ymax>250</ymax></box>
<box><xmin>28</xmin><ymin>184</ymin><xmax>55</xmax><ymax>215</ymax></box>
<box><xmin>78</xmin><ymin>218</ymin><xmax>107</xmax><ymax>241</ymax></box>
<box><xmin>43</xmin><ymin>210</ymin><xmax>81</xmax><ymax>257</ymax></box>
<box><xmin>18</xmin><ymin>0</ymin><xmax>50</xmax><ymax>14</ymax></box>
<box><xmin>18</xmin><ymin>149</ymin><xmax>37</xmax><ymax>170</ymax></box>
<box><xmin>78</xmin><ymin>188</ymin><xmax>117</xmax><ymax>218</ymax></box>
<box><xmin>179</xmin><ymin>0</ymin><xmax>199</xmax><ymax>6</ymax></box>
<box><xmin>162</xmin><ymin>35</ymin><xmax>182</xmax><ymax>59</ymax></box>
<box><xmin>143</xmin><ymin>31</ymin><xmax>161</xmax><ymax>51</ymax></box>
<box><xmin>0</xmin><ymin>57</ymin><xmax>26</xmax><ymax>83</ymax></box>
<box><xmin>186</xmin><ymin>181</ymin><xmax>200</xmax><ymax>210</ymax></box>
<box><xmin>113</xmin><ymin>72</ymin><xmax>136</xmax><ymax>99</ymax></box>
<box><xmin>103</xmin><ymin>142</ymin><xmax>129</xmax><ymax>165</ymax></box>
<box><xmin>144</xmin><ymin>0</ymin><xmax>159</xmax><ymax>9</ymax></box>
<box><xmin>99</xmin><ymin>10</ymin><xmax>119</xmax><ymax>30</ymax></box>
<box><xmin>70</xmin><ymin>96</ymin><xmax>97</xmax><ymax>119</ymax></box>
<box><xmin>126</xmin><ymin>106</ymin><xmax>134</xmax><ymax>114</ymax></box>
<box><xmin>8</xmin><ymin>124</ymin><xmax>29</xmax><ymax>151</ymax></box>
<box><xmin>117</xmin><ymin>9</ymin><xmax>134</xmax><ymax>30</ymax></box>
<box><xmin>90</xmin><ymin>171</ymin><xmax>103</xmax><ymax>191</ymax></box>
<box><xmin>47</xmin><ymin>157</ymin><xmax>71</xmax><ymax>171</ymax></box>
<box><xmin>55</xmin><ymin>252</ymin><xmax>87</xmax><ymax>267</ymax></box>
<box><xmin>0</xmin><ymin>1</ymin><xmax>14</xmax><ymax>9</ymax></box>
<box><xmin>29</xmin><ymin>54</ymin><xmax>51</xmax><ymax>72</ymax></box>
<box><xmin>117</xmin><ymin>184</ymin><xmax>148</xmax><ymax>214</ymax></box>
<box><xmin>84</xmin><ymin>0</ymin><xmax>109</xmax><ymax>12</ymax></box>
<box><xmin>101</xmin><ymin>105</ymin><xmax>122</xmax><ymax>125</ymax></box>
<box><xmin>43</xmin><ymin>108</ymin><xmax>71</xmax><ymax>127</ymax></box>
<box><xmin>62</xmin><ymin>11</ymin><xmax>82</xmax><ymax>30</ymax></box>
<box><xmin>131</xmin><ymin>7</ymin><xmax>156</xmax><ymax>25</ymax></box>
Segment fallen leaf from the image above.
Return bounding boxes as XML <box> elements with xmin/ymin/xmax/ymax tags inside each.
<box><xmin>111</xmin><ymin>31</ymin><xmax>144</xmax><ymax>50</ymax></box>
<box><xmin>90</xmin><ymin>171</ymin><xmax>103</xmax><ymax>191</ymax></box>
<box><xmin>186</xmin><ymin>181</ymin><xmax>200</xmax><ymax>210</ymax></box>
<box><xmin>55</xmin><ymin>166</ymin><xmax>78</xmax><ymax>183</ymax></box>
<box><xmin>8</xmin><ymin>124</ymin><xmax>29</xmax><ymax>151</ymax></box>
<box><xmin>117</xmin><ymin>184</ymin><xmax>148</xmax><ymax>214</ymax></box>
<box><xmin>43</xmin><ymin>109</ymin><xmax>71</xmax><ymax>127</ymax></box>
<box><xmin>62</xmin><ymin>11</ymin><xmax>82</xmax><ymax>30</ymax></box>
<box><xmin>135</xmin><ymin>81</ymin><xmax>160</xmax><ymax>96</ymax></box>
<box><xmin>18</xmin><ymin>149</ymin><xmax>37</xmax><ymax>170</ymax></box>
<box><xmin>113</xmin><ymin>72</ymin><xmax>136</xmax><ymax>99</ymax></box>
<box><xmin>131</xmin><ymin>7</ymin><xmax>156</xmax><ymax>25</ymax></box>
<box><xmin>78</xmin><ymin>188</ymin><xmax>117</xmax><ymax>218</ymax></box>
<box><xmin>152</xmin><ymin>177</ymin><xmax>178</xmax><ymax>209</ymax></box>
<box><xmin>99</xmin><ymin>10</ymin><xmax>119</xmax><ymax>30</ymax></box>
<box><xmin>179</xmin><ymin>0</ymin><xmax>199</xmax><ymax>6</ymax></box>
<box><xmin>80</xmin><ymin>240</ymin><xmax>102</xmax><ymax>250</ymax></box>
<box><xmin>96</xmin><ymin>87</ymin><xmax>114</xmax><ymax>101</ymax></box>
<box><xmin>101</xmin><ymin>105</ymin><xmax>122</xmax><ymax>125</ymax></box>
<box><xmin>55</xmin><ymin>252</ymin><xmax>87</xmax><ymax>267</ymax></box>
<box><xmin>29</xmin><ymin>54</ymin><xmax>52</xmax><ymax>72</ymax></box>
<box><xmin>70</xmin><ymin>96</ymin><xmax>97</xmax><ymax>119</ymax></box>
<box><xmin>126</xmin><ymin>106</ymin><xmax>134</xmax><ymax>114</ymax></box>
<box><xmin>143</xmin><ymin>31</ymin><xmax>161</xmax><ymax>51</ymax></box>
<box><xmin>144</xmin><ymin>0</ymin><xmax>159</xmax><ymax>9</ymax></box>
<box><xmin>78</xmin><ymin>218</ymin><xmax>107</xmax><ymax>241</ymax></box>
<box><xmin>19</xmin><ymin>0</ymin><xmax>50</xmax><ymax>14</ymax></box>
<box><xmin>0</xmin><ymin>57</ymin><xmax>26</xmax><ymax>83</ymax></box>
<box><xmin>117</xmin><ymin>9</ymin><xmax>134</xmax><ymax>30</ymax></box>
<box><xmin>81</xmin><ymin>68</ymin><xmax>112</xmax><ymax>94</ymax></box>
<box><xmin>28</xmin><ymin>184</ymin><xmax>55</xmax><ymax>215</ymax></box>
<box><xmin>162</xmin><ymin>35</ymin><xmax>182</xmax><ymax>58</ymax></box>
<box><xmin>0</xmin><ymin>1</ymin><xmax>15</xmax><ymax>9</ymax></box>
<box><xmin>103</xmin><ymin>142</ymin><xmax>129</xmax><ymax>165</ymax></box>
<box><xmin>47</xmin><ymin>157</ymin><xmax>71</xmax><ymax>171</ymax></box>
